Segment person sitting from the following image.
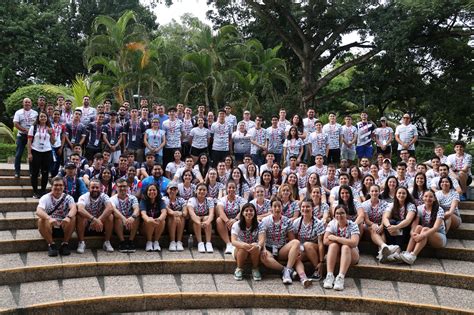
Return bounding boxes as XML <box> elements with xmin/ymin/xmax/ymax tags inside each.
<box><xmin>36</xmin><ymin>176</ymin><xmax>77</xmax><ymax>256</ymax></box>
<box><xmin>140</xmin><ymin>183</ymin><xmax>167</xmax><ymax>252</ymax></box>
<box><xmin>187</xmin><ymin>183</ymin><xmax>215</xmax><ymax>253</ymax></box>
<box><xmin>76</xmin><ymin>179</ymin><xmax>115</xmax><ymax>253</ymax></box>
<box><xmin>163</xmin><ymin>182</ymin><xmax>187</xmax><ymax>252</ymax></box>
<box><xmin>231</xmin><ymin>203</ymin><xmax>265</xmax><ymax>281</ymax></box>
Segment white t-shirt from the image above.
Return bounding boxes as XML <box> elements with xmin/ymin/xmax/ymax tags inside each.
<box><xmin>232</xmin><ymin>131</ymin><xmax>251</xmax><ymax>154</ymax></box>
<box><xmin>250</xmin><ymin>198</ymin><xmax>271</xmax><ymax>216</ymax></box>
<box><xmin>165</xmin><ymin>161</ymin><xmax>186</xmax><ymax>178</ymax></box>
<box><xmin>308</xmin><ymin>165</ymin><xmax>328</xmax><ymax>177</ymax></box>
<box><xmin>162</xmin><ymin>119</ymin><xmax>183</xmax><ymax>148</ymax></box>
<box><xmin>38</xmin><ymin>193</ymin><xmax>75</xmax><ymax>220</ymax></box>
<box><xmin>341</xmin><ymin>125</ymin><xmax>357</xmax><ymax>151</ymax></box>
<box><xmin>395</xmin><ymin>124</ymin><xmax>418</xmax><ymax>150</ymax></box>
<box><xmin>190</xmin><ymin>126</ymin><xmax>210</xmax><ymax>149</ymax></box>
<box><xmin>187</xmin><ymin>197</ymin><xmax>214</xmax><ymax>216</ymax></box>
<box><xmin>435</xmin><ymin>190</ymin><xmax>460</xmax><ymax>217</ymax></box>
<box><xmin>322</xmin><ymin>123</ymin><xmax>342</xmax><ymax>149</ymax></box>
<box><xmin>211</xmin><ymin>121</ymin><xmax>232</xmax><ymax>151</ymax></box>
<box><xmin>360</xmin><ymin>199</ymin><xmax>391</xmax><ymax>225</ymax></box>
<box><xmin>14</xmin><ymin>108</ymin><xmax>38</xmax><ymax>135</ymax></box>
<box><xmin>266</xmin><ymin>126</ymin><xmax>285</xmax><ymax>154</ymax></box>
<box><xmin>261</xmin><ymin>215</ymin><xmax>294</xmax><ymax>248</ymax></box>
<box><xmin>225</xmin><ymin>114</ymin><xmax>238</xmax><ymax>130</ymax></box>
<box><xmin>77</xmin><ymin>106</ymin><xmax>97</xmax><ymax>124</ymax></box>
<box><xmin>447</xmin><ymin>153</ymin><xmax>472</xmax><ymax>176</ymax></box>
<box><xmin>303</xmin><ymin>117</ymin><xmax>317</xmax><ymax>144</ymax></box>
<box><xmin>110</xmin><ymin>194</ymin><xmax>138</xmax><ymax>217</ymax></box>
<box><xmin>308</xmin><ymin>132</ymin><xmax>328</xmax><ymax>156</ymax></box>
<box><xmin>174</xmin><ymin>167</ymin><xmax>201</xmax><ymax>183</ymax></box>
<box><xmin>417</xmin><ymin>205</ymin><xmax>446</xmax><ymax>234</ymax></box>
<box><xmin>217</xmin><ymin>195</ymin><xmax>247</xmax><ymax>219</ymax></box>
<box><xmin>283</xmin><ymin>138</ymin><xmax>304</xmax><ymax>158</ymax></box>
<box><xmin>238</xmin><ymin>119</ymin><xmax>256</xmax><ymax>131</ymax></box>
<box><xmin>28</xmin><ymin>125</ymin><xmax>53</xmax><ymax>152</ymax></box>
<box><xmin>248</xmin><ymin>127</ymin><xmax>268</xmax><ymax>155</ymax></box>
<box><xmin>231</xmin><ymin>221</ymin><xmax>264</xmax><ymax>243</ymax></box>
<box><xmin>374</xmin><ymin>127</ymin><xmax>393</xmax><ymax>147</ymax></box>
<box><xmin>77</xmin><ymin>192</ymin><xmax>111</xmax><ymax>217</ymax></box>
<box><xmin>325</xmin><ymin>219</ymin><xmax>360</xmax><ymax>239</ymax></box>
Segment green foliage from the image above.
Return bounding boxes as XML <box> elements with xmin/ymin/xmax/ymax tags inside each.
<box><xmin>0</xmin><ymin>143</ymin><xmax>21</xmax><ymax>162</ymax></box>
<box><xmin>71</xmin><ymin>75</ymin><xmax>108</xmax><ymax>108</ymax></box>
<box><xmin>5</xmin><ymin>85</ymin><xmax>71</xmax><ymax>116</ymax></box>
<box><xmin>0</xmin><ymin>123</ymin><xmax>15</xmax><ymax>144</ymax></box>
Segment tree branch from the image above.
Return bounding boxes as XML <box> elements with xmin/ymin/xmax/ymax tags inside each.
<box><xmin>311</xmin><ymin>86</ymin><xmax>354</xmax><ymax>104</ymax></box>
<box><xmin>304</xmin><ymin>49</ymin><xmax>379</xmax><ymax>102</ymax></box>
<box><xmin>312</xmin><ymin>19</ymin><xmax>355</xmax><ymax>58</ymax></box>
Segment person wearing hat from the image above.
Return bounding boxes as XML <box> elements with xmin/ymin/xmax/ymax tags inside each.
<box><xmin>374</xmin><ymin>116</ymin><xmax>394</xmax><ymax>159</ymax></box>
<box><xmin>378</xmin><ymin>158</ymin><xmax>396</xmax><ymax>186</ymax></box>
<box><xmin>102</xmin><ymin>111</ymin><xmax>124</xmax><ymax>165</ymax></box>
<box><xmin>63</xmin><ymin>162</ymin><xmax>88</xmax><ymax>202</ymax></box>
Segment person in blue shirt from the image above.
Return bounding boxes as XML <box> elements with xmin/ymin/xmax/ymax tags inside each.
<box><xmin>139</xmin><ymin>163</ymin><xmax>170</xmax><ymax>197</ymax></box>
<box><xmin>63</xmin><ymin>162</ymin><xmax>88</xmax><ymax>201</ymax></box>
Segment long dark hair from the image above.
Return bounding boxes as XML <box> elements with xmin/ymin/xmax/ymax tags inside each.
<box><xmin>229</xmin><ymin>167</ymin><xmax>248</xmax><ymax>196</ymax></box>
<box><xmin>260</xmin><ymin>170</ymin><xmax>274</xmax><ymax>195</ymax></box>
<box><xmin>438</xmin><ymin>175</ymin><xmax>454</xmax><ymax>190</ymax></box>
<box><xmin>197</xmin><ymin>153</ymin><xmax>210</xmax><ymax>178</ymax></box>
<box><xmin>144</xmin><ymin>183</ymin><xmax>163</xmax><ymax>212</ymax></box>
<box><xmin>381</xmin><ymin>176</ymin><xmax>399</xmax><ymax>200</ymax></box>
<box><xmin>291</xmin><ymin>114</ymin><xmax>304</xmax><ymax>133</ymax></box>
<box><xmin>361</xmin><ymin>174</ymin><xmax>375</xmax><ymax>199</ymax></box>
<box><xmin>34</xmin><ymin>111</ymin><xmax>52</xmax><ymax>127</ymax></box>
<box><xmin>412</xmin><ymin>172</ymin><xmax>428</xmax><ymax>201</ymax></box>
<box><xmin>423</xmin><ymin>190</ymin><xmax>441</xmax><ymax>228</ymax></box>
<box><xmin>337</xmin><ymin>185</ymin><xmax>356</xmax><ymax>216</ymax></box>
<box><xmin>284</xmin><ymin>173</ymin><xmax>299</xmax><ymax>199</ymax></box>
<box><xmin>99</xmin><ymin>167</ymin><xmax>113</xmax><ymax>196</ymax></box>
<box><xmin>391</xmin><ymin>186</ymin><xmax>416</xmax><ymax>221</ymax></box>
<box><xmin>238</xmin><ymin>203</ymin><xmax>258</xmax><ymax>232</ymax></box>
<box><xmin>287</xmin><ymin>126</ymin><xmax>299</xmax><ymax>140</ymax></box>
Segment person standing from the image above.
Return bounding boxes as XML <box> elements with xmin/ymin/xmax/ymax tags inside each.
<box><xmin>355</xmin><ymin>111</ymin><xmax>375</xmax><ymax>160</ymax></box>
<box><xmin>13</xmin><ymin>98</ymin><xmax>38</xmax><ymax>178</ymax></box>
<box><xmin>248</xmin><ymin>115</ymin><xmax>268</xmax><ymax>167</ymax></box>
<box><xmin>27</xmin><ymin>112</ymin><xmax>55</xmax><ymax>198</ymax></box>
<box><xmin>162</xmin><ymin>107</ymin><xmax>184</xmax><ymax>168</ymax></box>
<box><xmin>266</xmin><ymin>115</ymin><xmax>285</xmax><ymax>165</ymax></box>
<box><xmin>102</xmin><ymin>111</ymin><xmax>124</xmax><ymax>165</ymax></box>
<box><xmin>85</xmin><ymin>113</ymin><xmax>105</xmax><ymax>162</ymax></box>
<box><xmin>374</xmin><ymin>117</ymin><xmax>393</xmax><ymax>159</ymax></box>
<box><xmin>210</xmin><ymin>109</ymin><xmax>233</xmax><ymax>167</ymax></box>
<box><xmin>322</xmin><ymin>113</ymin><xmax>342</xmax><ymax>164</ymax></box>
<box><xmin>395</xmin><ymin>113</ymin><xmax>418</xmax><ymax>157</ymax></box>
<box><xmin>77</xmin><ymin>95</ymin><xmax>97</xmax><ymax>124</ymax></box>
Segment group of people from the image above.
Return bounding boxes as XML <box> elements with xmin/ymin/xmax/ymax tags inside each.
<box><xmin>11</xmin><ymin>95</ymin><xmax>472</xmax><ymax>291</ymax></box>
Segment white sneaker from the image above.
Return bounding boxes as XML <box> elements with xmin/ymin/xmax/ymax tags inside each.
<box><xmin>333</xmin><ymin>275</ymin><xmax>345</xmax><ymax>291</ymax></box>
<box><xmin>146</xmin><ymin>241</ymin><xmax>153</xmax><ymax>252</ymax></box>
<box><xmin>77</xmin><ymin>241</ymin><xmax>86</xmax><ymax>254</ymax></box>
<box><xmin>103</xmin><ymin>241</ymin><xmax>114</xmax><ymax>252</ymax></box>
<box><xmin>388</xmin><ymin>245</ymin><xmax>401</xmax><ymax>254</ymax></box>
<box><xmin>400</xmin><ymin>251</ymin><xmax>416</xmax><ymax>265</ymax></box>
<box><xmin>205</xmin><ymin>242</ymin><xmax>214</xmax><ymax>253</ymax></box>
<box><xmin>301</xmin><ymin>277</ymin><xmax>312</xmax><ymax>288</ymax></box>
<box><xmin>378</xmin><ymin>244</ymin><xmax>390</xmax><ymax>263</ymax></box>
<box><xmin>198</xmin><ymin>242</ymin><xmax>206</xmax><ymax>253</ymax></box>
<box><xmin>153</xmin><ymin>241</ymin><xmax>161</xmax><ymax>252</ymax></box>
<box><xmin>225</xmin><ymin>243</ymin><xmax>233</xmax><ymax>254</ymax></box>
<box><xmin>282</xmin><ymin>267</ymin><xmax>292</xmax><ymax>284</ymax></box>
<box><xmin>176</xmin><ymin>241</ymin><xmax>184</xmax><ymax>251</ymax></box>
<box><xmin>386</xmin><ymin>252</ymin><xmax>401</xmax><ymax>263</ymax></box>
<box><xmin>323</xmin><ymin>274</ymin><xmax>335</xmax><ymax>289</ymax></box>
<box><xmin>169</xmin><ymin>241</ymin><xmax>177</xmax><ymax>252</ymax></box>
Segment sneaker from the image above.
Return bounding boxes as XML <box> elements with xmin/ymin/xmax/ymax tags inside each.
<box><xmin>205</xmin><ymin>242</ymin><xmax>214</xmax><ymax>253</ymax></box>
<box><xmin>176</xmin><ymin>241</ymin><xmax>184</xmax><ymax>251</ymax></box>
<box><xmin>378</xmin><ymin>244</ymin><xmax>390</xmax><ymax>263</ymax></box>
<box><xmin>48</xmin><ymin>243</ymin><xmax>58</xmax><ymax>257</ymax></box>
<box><xmin>234</xmin><ymin>268</ymin><xmax>243</xmax><ymax>281</ymax></box>
<box><xmin>282</xmin><ymin>267</ymin><xmax>293</xmax><ymax>284</ymax></box>
<box><xmin>14</xmin><ymin>173</ymin><xmax>20</xmax><ymax>179</ymax></box>
<box><xmin>32</xmin><ymin>192</ymin><xmax>41</xmax><ymax>199</ymax></box>
<box><xmin>400</xmin><ymin>251</ymin><xmax>417</xmax><ymax>265</ymax></box>
<box><xmin>127</xmin><ymin>240</ymin><xmax>136</xmax><ymax>253</ymax></box>
<box><xmin>386</xmin><ymin>252</ymin><xmax>401</xmax><ymax>263</ymax></box>
<box><xmin>103</xmin><ymin>241</ymin><xmax>114</xmax><ymax>252</ymax></box>
<box><xmin>77</xmin><ymin>241</ymin><xmax>86</xmax><ymax>254</ymax></box>
<box><xmin>169</xmin><ymin>241</ymin><xmax>177</xmax><ymax>252</ymax></box>
<box><xmin>198</xmin><ymin>242</ymin><xmax>206</xmax><ymax>253</ymax></box>
<box><xmin>153</xmin><ymin>241</ymin><xmax>161</xmax><ymax>252</ymax></box>
<box><xmin>252</xmin><ymin>269</ymin><xmax>262</xmax><ymax>281</ymax></box>
<box><xmin>301</xmin><ymin>277</ymin><xmax>313</xmax><ymax>288</ymax></box>
<box><xmin>224</xmin><ymin>243</ymin><xmax>233</xmax><ymax>254</ymax></box>
<box><xmin>59</xmin><ymin>243</ymin><xmax>70</xmax><ymax>256</ymax></box>
<box><xmin>308</xmin><ymin>270</ymin><xmax>321</xmax><ymax>281</ymax></box>
<box><xmin>333</xmin><ymin>275</ymin><xmax>345</xmax><ymax>291</ymax></box>
<box><xmin>388</xmin><ymin>245</ymin><xmax>401</xmax><ymax>254</ymax></box>
<box><xmin>323</xmin><ymin>274</ymin><xmax>335</xmax><ymax>289</ymax></box>
<box><xmin>146</xmin><ymin>241</ymin><xmax>154</xmax><ymax>252</ymax></box>
<box><xmin>118</xmin><ymin>241</ymin><xmax>128</xmax><ymax>253</ymax></box>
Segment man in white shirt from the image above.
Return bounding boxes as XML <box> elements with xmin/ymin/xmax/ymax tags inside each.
<box><xmin>224</xmin><ymin>104</ymin><xmax>238</xmax><ymax>131</ymax></box>
<box><xmin>211</xmin><ymin>109</ymin><xmax>233</xmax><ymax>167</ymax></box>
<box><xmin>355</xmin><ymin>111</ymin><xmax>376</xmax><ymax>160</ymax></box>
<box><xmin>13</xmin><ymin>98</ymin><xmax>38</xmax><ymax>178</ymax></box>
<box><xmin>446</xmin><ymin>141</ymin><xmax>472</xmax><ymax>200</ymax></box>
<box><xmin>322</xmin><ymin>112</ymin><xmax>342</xmax><ymax>164</ymax></box>
<box><xmin>303</xmin><ymin>108</ymin><xmax>317</xmax><ymax>162</ymax></box>
<box><xmin>277</xmin><ymin>108</ymin><xmax>291</xmax><ymax>131</ymax></box>
<box><xmin>238</xmin><ymin>110</ymin><xmax>256</xmax><ymax>131</ymax></box>
<box><xmin>395</xmin><ymin>113</ymin><xmax>418</xmax><ymax>157</ymax></box>
<box><xmin>249</xmin><ymin>115</ymin><xmax>268</xmax><ymax>167</ymax></box>
<box><xmin>341</xmin><ymin>115</ymin><xmax>358</xmax><ymax>164</ymax></box>
<box><xmin>77</xmin><ymin>95</ymin><xmax>97</xmax><ymax>124</ymax></box>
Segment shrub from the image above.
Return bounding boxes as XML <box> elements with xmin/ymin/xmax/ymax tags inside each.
<box><xmin>0</xmin><ymin>143</ymin><xmax>24</xmax><ymax>163</ymax></box>
<box><xmin>5</xmin><ymin>84</ymin><xmax>71</xmax><ymax>117</ymax></box>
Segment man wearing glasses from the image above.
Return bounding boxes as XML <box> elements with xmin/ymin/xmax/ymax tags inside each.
<box><xmin>395</xmin><ymin>113</ymin><xmax>418</xmax><ymax>158</ymax></box>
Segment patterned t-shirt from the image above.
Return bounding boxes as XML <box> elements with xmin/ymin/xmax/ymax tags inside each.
<box><xmin>325</xmin><ymin>219</ymin><xmax>360</xmax><ymax>239</ymax></box>
<box><xmin>283</xmin><ymin>138</ymin><xmax>304</xmax><ymax>158</ymax></box>
<box><xmin>211</xmin><ymin>121</ymin><xmax>232</xmax><ymax>151</ymax></box>
<box><xmin>281</xmin><ymin>200</ymin><xmax>300</xmax><ymax>218</ymax></box>
<box><xmin>361</xmin><ymin>199</ymin><xmax>390</xmax><ymax>225</ymax></box>
<box><xmin>435</xmin><ymin>190</ymin><xmax>460</xmax><ymax>217</ymax></box>
<box><xmin>308</xmin><ymin>132</ymin><xmax>328</xmax><ymax>156</ymax></box>
<box><xmin>231</xmin><ymin>221</ymin><xmax>264</xmax><ymax>243</ymax></box>
<box><xmin>110</xmin><ymin>194</ymin><xmax>138</xmax><ymax>217</ymax></box>
<box><xmin>189</xmin><ymin>126</ymin><xmax>210</xmax><ymax>149</ymax></box>
<box><xmin>217</xmin><ymin>195</ymin><xmax>247</xmax><ymax>219</ymax></box>
<box><xmin>162</xmin><ymin>196</ymin><xmax>186</xmax><ymax>212</ymax></box>
<box><xmin>383</xmin><ymin>202</ymin><xmax>416</xmax><ymax>221</ymax></box>
<box><xmin>322</xmin><ymin>123</ymin><xmax>342</xmax><ymax>149</ymax></box>
<box><xmin>38</xmin><ymin>193</ymin><xmax>75</xmax><ymax>220</ymax></box>
<box><xmin>261</xmin><ymin>215</ymin><xmax>294</xmax><ymax>248</ymax></box>
<box><xmin>293</xmin><ymin>217</ymin><xmax>325</xmax><ymax>243</ymax></box>
<box><xmin>313</xmin><ymin>202</ymin><xmax>330</xmax><ymax>220</ymax></box>
<box><xmin>187</xmin><ymin>197</ymin><xmax>214</xmax><ymax>216</ymax></box>
<box><xmin>78</xmin><ymin>192</ymin><xmax>111</xmax><ymax>217</ymax></box>
<box><xmin>250</xmin><ymin>199</ymin><xmax>271</xmax><ymax>216</ymax></box>
<box><xmin>162</xmin><ymin>119</ymin><xmax>183</xmax><ymax>148</ymax></box>
<box><xmin>417</xmin><ymin>205</ymin><xmax>446</xmax><ymax>234</ymax></box>
<box><xmin>248</xmin><ymin>127</ymin><xmax>268</xmax><ymax>155</ymax></box>
<box><xmin>266</xmin><ymin>126</ymin><xmax>285</xmax><ymax>154</ymax></box>
<box><xmin>341</xmin><ymin>125</ymin><xmax>357</xmax><ymax>151</ymax></box>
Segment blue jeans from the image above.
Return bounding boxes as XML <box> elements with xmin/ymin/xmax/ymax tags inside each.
<box><xmin>251</xmin><ymin>153</ymin><xmax>265</xmax><ymax>167</ymax></box>
<box><xmin>15</xmin><ymin>134</ymin><xmax>28</xmax><ymax>175</ymax></box>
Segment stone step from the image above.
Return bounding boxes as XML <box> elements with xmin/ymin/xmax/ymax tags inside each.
<box><xmin>0</xmin><ymin>176</ymin><xmax>39</xmax><ymax>186</ymax></box>
<box><xmin>460</xmin><ymin>201</ymin><xmax>474</xmax><ymax>210</ymax></box>
<box><xmin>448</xmin><ymin>223</ymin><xmax>474</xmax><ymax>240</ymax></box>
<box><xmin>0</xmin><ymin>274</ymin><xmax>472</xmax><ymax>314</ymax></box>
<box><xmin>0</xmin><ymin>250</ymin><xmax>472</xmax><ymax>291</ymax></box>
<box><xmin>0</xmin><ymin>231</ymin><xmax>473</xmax><ymax>262</ymax></box>
<box><xmin>460</xmin><ymin>210</ymin><xmax>474</xmax><ymax>223</ymax></box>
<box><xmin>122</xmin><ymin>309</ymin><xmax>369</xmax><ymax>315</ymax></box>
<box><xmin>0</xmin><ymin>212</ymin><xmax>37</xmax><ymax>230</ymax></box>
<box><xmin>0</xmin><ymin>198</ymin><xmax>38</xmax><ymax>212</ymax></box>
<box><xmin>0</xmin><ymin>186</ymin><xmax>38</xmax><ymax>198</ymax></box>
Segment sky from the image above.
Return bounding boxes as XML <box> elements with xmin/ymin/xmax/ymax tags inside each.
<box><xmin>141</xmin><ymin>0</ymin><xmax>213</xmax><ymax>26</ymax></box>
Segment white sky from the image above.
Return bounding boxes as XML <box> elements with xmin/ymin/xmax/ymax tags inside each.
<box><xmin>140</xmin><ymin>0</ymin><xmax>213</xmax><ymax>26</ymax></box>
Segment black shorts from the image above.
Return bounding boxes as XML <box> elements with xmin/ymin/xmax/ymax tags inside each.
<box><xmin>52</xmin><ymin>227</ymin><xmax>65</xmax><ymax>238</ymax></box>
<box><xmin>467</xmin><ymin>175</ymin><xmax>473</xmax><ymax>186</ymax></box>
<box><xmin>377</xmin><ymin>145</ymin><xmax>392</xmax><ymax>155</ymax></box>
<box><xmin>190</xmin><ymin>147</ymin><xmax>208</xmax><ymax>157</ymax></box>
<box><xmin>265</xmin><ymin>245</ymin><xmax>280</xmax><ymax>258</ymax></box>
<box><xmin>327</xmin><ymin>149</ymin><xmax>341</xmax><ymax>164</ymax></box>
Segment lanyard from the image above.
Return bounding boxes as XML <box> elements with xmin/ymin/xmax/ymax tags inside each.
<box><xmin>225</xmin><ymin>198</ymin><xmax>236</xmax><ymax>216</ymax></box>
<box><xmin>197</xmin><ymin>199</ymin><xmax>207</xmax><ymax>216</ymax></box>
<box><xmin>118</xmin><ymin>196</ymin><xmax>130</xmax><ymax>216</ymax></box>
<box><xmin>337</xmin><ymin>224</ymin><xmax>347</xmax><ymax>238</ymax></box>
<box><xmin>39</xmin><ymin>126</ymin><xmax>48</xmax><ymax>142</ymax></box>
<box><xmin>64</xmin><ymin>176</ymin><xmax>76</xmax><ymax>196</ymax></box>
<box><xmin>272</xmin><ymin>219</ymin><xmax>282</xmax><ymax>244</ymax></box>
<box><xmin>298</xmin><ymin>218</ymin><xmax>314</xmax><ymax>241</ymax></box>
<box><xmin>95</xmin><ymin>123</ymin><xmax>101</xmax><ymax>140</ymax></box>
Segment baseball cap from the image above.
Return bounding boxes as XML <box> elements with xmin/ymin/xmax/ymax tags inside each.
<box><xmin>65</xmin><ymin>162</ymin><xmax>76</xmax><ymax>169</ymax></box>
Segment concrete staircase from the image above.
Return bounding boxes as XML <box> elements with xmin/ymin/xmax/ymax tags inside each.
<box><xmin>0</xmin><ymin>163</ymin><xmax>472</xmax><ymax>314</ymax></box>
